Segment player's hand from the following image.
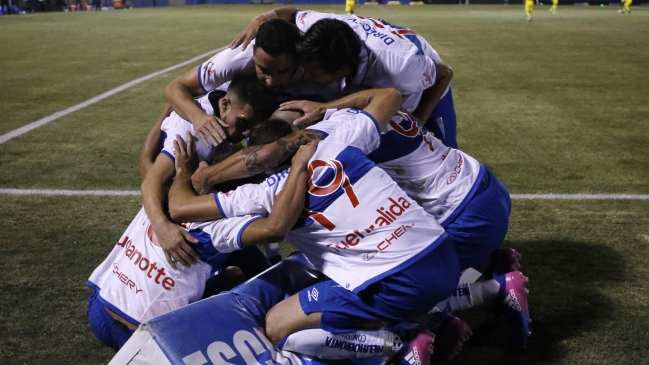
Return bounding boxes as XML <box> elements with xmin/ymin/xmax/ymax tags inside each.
<box><xmin>191</xmin><ymin>161</ymin><xmax>212</xmax><ymax>195</ymax></box>
<box><xmin>153</xmin><ymin>220</ymin><xmax>199</xmax><ymax>269</ymax></box>
<box><xmin>230</xmin><ymin>15</ymin><xmax>265</xmax><ymax>51</ymax></box>
<box><xmin>191</xmin><ymin>112</ymin><xmax>227</xmax><ymax>147</ymax></box>
<box><xmin>173</xmin><ymin>132</ymin><xmax>199</xmax><ymax>175</ymax></box>
<box><xmin>292</xmin><ymin>140</ymin><xmax>319</xmax><ymax>168</ymax></box>
<box><xmin>279</xmin><ymin>100</ymin><xmax>326</xmax><ymax>128</ymax></box>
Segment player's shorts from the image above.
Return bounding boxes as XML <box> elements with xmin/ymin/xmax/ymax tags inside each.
<box><xmin>298</xmin><ymin>238</ymin><xmax>459</xmax><ymax>333</ymax></box>
<box><xmin>424</xmin><ymin>87</ymin><xmax>458</xmax><ymax>149</ymax></box>
<box><xmin>87</xmin><ymin>290</ymin><xmax>135</xmax><ymax>350</ymax></box>
<box><xmin>443</xmin><ymin>166</ymin><xmax>512</xmax><ymax>271</ymax></box>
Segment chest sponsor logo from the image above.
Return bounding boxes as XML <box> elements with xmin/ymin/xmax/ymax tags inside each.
<box><xmin>116</xmin><ymin>236</ymin><xmax>176</xmax><ymax>291</ymax></box>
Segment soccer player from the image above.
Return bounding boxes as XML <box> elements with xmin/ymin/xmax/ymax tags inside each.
<box><xmin>346</xmin><ymin>0</ymin><xmax>355</xmax><ymax>14</ymax></box>
<box><xmin>526</xmin><ymin>0</ymin><xmax>539</xmax><ymax>21</ymax></box>
<box><xmin>169</xmin><ymin>88</ymin><xmax>460</xmax><ymax>365</ymax></box>
<box><xmin>165</xmin><ymin>18</ymin><xmax>344</xmax><ymax>150</ymax></box>
<box><xmin>549</xmin><ymin>0</ymin><xmax>558</xmax><ymax>14</ymax></box>
<box><xmin>621</xmin><ymin>0</ymin><xmax>632</xmax><ymax>13</ymax></box>
<box><xmin>230</xmin><ymin>8</ymin><xmax>458</xmax><ymax>148</ymax></box>
<box><xmin>190</xmin><ymin>90</ymin><xmax>530</xmax><ymax>351</ymax></box>
<box><xmin>88</xmin><ymin>123</ymin><xmax>312</xmax><ymax>350</ymax></box>
<box><xmin>142</xmin><ymin>73</ymin><xmax>275</xmax><ymax>269</ymax></box>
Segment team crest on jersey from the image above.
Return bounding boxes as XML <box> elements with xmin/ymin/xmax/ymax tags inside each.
<box><xmin>422</xmin><ymin>72</ymin><xmax>433</xmax><ymax>88</ymax></box>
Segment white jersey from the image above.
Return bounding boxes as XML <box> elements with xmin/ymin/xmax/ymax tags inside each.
<box><xmin>160</xmin><ymin>90</ymin><xmax>233</xmax><ymax>164</ymax></box>
<box><xmin>213</xmin><ymin>108</ymin><xmax>447</xmax><ymax>293</ymax></box>
<box><xmin>87</xmin><ymin>208</ymin><xmax>260</xmax><ymax>326</ymax></box>
<box><xmin>310</xmin><ymin>110</ymin><xmax>482</xmax><ymax>225</ymax></box>
<box><xmin>198</xmin><ymin>42</ymin><xmax>343</xmax><ymax>103</ymax></box>
<box><xmin>294</xmin><ymin>10</ymin><xmax>445</xmax><ymax>112</ymax></box>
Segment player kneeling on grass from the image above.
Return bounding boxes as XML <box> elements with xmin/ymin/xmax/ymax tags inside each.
<box><xmin>86</xmin><ymin>119</ymin><xmax>297</xmax><ymax>351</ymax></box>
<box><xmin>191</xmin><ymin>88</ymin><xmax>531</xmax><ymax>359</ymax></box>
<box><xmin>169</xmin><ymin>88</ymin><xmax>468</xmax><ymax>365</ymax></box>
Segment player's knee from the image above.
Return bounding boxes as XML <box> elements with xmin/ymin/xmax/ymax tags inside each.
<box><xmin>264</xmin><ymin>308</ymin><xmax>287</xmax><ymax>344</ymax></box>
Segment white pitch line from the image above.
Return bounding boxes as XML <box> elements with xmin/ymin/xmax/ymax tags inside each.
<box><xmin>510</xmin><ymin>194</ymin><xmax>649</xmax><ymax>200</ymax></box>
<box><xmin>0</xmin><ymin>46</ymin><xmax>227</xmax><ymax>145</ymax></box>
<box><xmin>0</xmin><ymin>189</ymin><xmax>141</xmax><ymax>196</ymax></box>
<box><xmin>1</xmin><ymin>189</ymin><xmax>649</xmax><ymax>200</ymax></box>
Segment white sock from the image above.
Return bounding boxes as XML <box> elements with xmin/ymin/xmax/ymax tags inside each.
<box><xmin>433</xmin><ymin>279</ymin><xmax>500</xmax><ymax>313</ymax></box>
<box><xmin>279</xmin><ymin>329</ymin><xmax>402</xmax><ymax>359</ymax></box>
<box><xmin>263</xmin><ymin>243</ymin><xmax>280</xmax><ymax>258</ymax></box>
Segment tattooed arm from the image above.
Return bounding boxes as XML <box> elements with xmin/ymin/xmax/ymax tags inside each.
<box><xmin>191</xmin><ymin>129</ymin><xmax>325</xmax><ymax>194</ymax></box>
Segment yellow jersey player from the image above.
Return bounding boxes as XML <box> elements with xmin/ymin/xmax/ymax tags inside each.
<box><xmin>621</xmin><ymin>0</ymin><xmax>632</xmax><ymax>13</ymax></box>
<box><xmin>550</xmin><ymin>0</ymin><xmax>558</xmax><ymax>14</ymax></box>
<box><xmin>346</xmin><ymin>0</ymin><xmax>355</xmax><ymax>14</ymax></box>
<box><xmin>526</xmin><ymin>0</ymin><xmax>539</xmax><ymax>22</ymax></box>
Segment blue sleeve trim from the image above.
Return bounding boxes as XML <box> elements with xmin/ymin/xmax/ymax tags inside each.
<box><xmin>197</xmin><ymin>63</ymin><xmax>208</xmax><ymax>94</ymax></box>
<box><xmin>236</xmin><ymin>216</ymin><xmax>264</xmax><ymax>249</ymax></box>
<box><xmin>359</xmin><ymin>110</ymin><xmax>381</xmax><ymax>136</ymax></box>
<box><xmin>161</xmin><ymin>150</ymin><xmax>175</xmax><ymax>163</ymax></box>
<box><xmin>214</xmin><ymin>194</ymin><xmax>227</xmax><ymax>218</ymax></box>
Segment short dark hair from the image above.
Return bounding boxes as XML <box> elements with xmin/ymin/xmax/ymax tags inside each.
<box><xmin>249</xmin><ymin>119</ymin><xmax>293</xmax><ymax>147</ymax></box>
<box><xmin>227</xmin><ymin>72</ymin><xmax>277</xmax><ymax>120</ymax></box>
<box><xmin>255</xmin><ymin>18</ymin><xmax>300</xmax><ymax>57</ymax></box>
<box><xmin>296</xmin><ymin>18</ymin><xmax>361</xmax><ymax>75</ymax></box>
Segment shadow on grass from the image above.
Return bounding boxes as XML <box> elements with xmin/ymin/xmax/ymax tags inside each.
<box><xmin>451</xmin><ymin>239</ymin><xmax>637</xmax><ymax>365</ymax></box>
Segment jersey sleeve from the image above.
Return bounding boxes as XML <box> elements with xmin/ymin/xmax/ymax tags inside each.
<box><xmin>197</xmin><ymin>45</ymin><xmax>255</xmax><ymax>93</ymax></box>
<box><xmin>294</xmin><ymin>10</ymin><xmax>344</xmax><ymax>33</ymax></box>
<box><xmin>194</xmin><ymin>215</ymin><xmax>264</xmax><ymax>253</ymax></box>
<box><xmin>386</xmin><ymin>53</ymin><xmax>438</xmax><ymax>112</ymax></box>
<box><xmin>213</xmin><ymin>183</ymin><xmax>269</xmax><ymax>219</ymax></box>
<box><xmin>160</xmin><ymin>113</ymin><xmax>194</xmax><ymax>162</ymax></box>
<box><xmin>316</xmin><ymin>108</ymin><xmax>382</xmax><ymax>155</ymax></box>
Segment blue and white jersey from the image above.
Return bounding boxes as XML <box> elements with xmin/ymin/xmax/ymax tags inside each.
<box><xmin>310</xmin><ymin>110</ymin><xmax>481</xmax><ymax>225</ymax></box>
<box><xmin>294</xmin><ymin>10</ymin><xmax>445</xmax><ymax>112</ymax></box>
<box><xmin>87</xmin><ymin>208</ymin><xmax>259</xmax><ymax>326</ymax></box>
<box><xmin>160</xmin><ymin>90</ymin><xmax>234</xmax><ymax>164</ymax></box>
<box><xmin>213</xmin><ymin>108</ymin><xmax>447</xmax><ymax>293</ymax></box>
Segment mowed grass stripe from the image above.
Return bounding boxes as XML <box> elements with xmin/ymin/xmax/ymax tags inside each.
<box><xmin>2</xmin><ymin>189</ymin><xmax>649</xmax><ymax>200</ymax></box>
<box><xmin>0</xmin><ymin>46</ymin><xmax>226</xmax><ymax>145</ymax></box>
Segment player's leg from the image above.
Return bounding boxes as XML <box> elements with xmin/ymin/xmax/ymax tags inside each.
<box><xmin>87</xmin><ymin>289</ymin><xmax>135</xmax><ymax>350</ymax></box>
<box><xmin>265</xmin><ymin>282</ymin><xmax>415</xmax><ymax>362</ymax></box>
<box><xmin>345</xmin><ymin>0</ymin><xmax>355</xmax><ymax>14</ymax></box>
<box><xmin>267</xmin><ymin>240</ymin><xmax>459</xmax><ymax>363</ymax></box>
<box><xmin>525</xmin><ymin>1</ymin><xmax>533</xmax><ymax>21</ymax></box>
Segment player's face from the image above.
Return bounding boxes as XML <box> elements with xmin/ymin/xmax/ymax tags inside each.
<box><xmin>302</xmin><ymin>62</ymin><xmax>349</xmax><ymax>87</ymax></box>
<box><xmin>253</xmin><ymin>46</ymin><xmax>298</xmax><ymax>92</ymax></box>
<box><xmin>218</xmin><ymin>99</ymin><xmax>257</xmax><ymax>143</ymax></box>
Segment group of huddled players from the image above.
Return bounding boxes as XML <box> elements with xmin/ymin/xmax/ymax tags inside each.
<box><xmin>87</xmin><ymin>8</ymin><xmax>531</xmax><ymax>364</ymax></box>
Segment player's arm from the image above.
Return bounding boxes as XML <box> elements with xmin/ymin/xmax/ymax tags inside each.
<box><xmin>191</xmin><ymin>129</ymin><xmax>325</xmax><ymax>195</ymax></box>
<box><xmin>141</xmin><ymin>152</ymin><xmax>200</xmax><ymax>269</ymax></box>
<box><xmin>281</xmin><ymin>88</ymin><xmax>403</xmax><ymax>130</ymax></box>
<box><xmin>164</xmin><ymin>67</ymin><xmax>227</xmax><ymax>147</ymax></box>
<box><xmin>230</xmin><ymin>7</ymin><xmax>298</xmax><ymax>51</ymax></box>
<box><xmin>169</xmin><ymin>133</ymin><xmax>225</xmax><ymax>223</ymax></box>
<box><xmin>410</xmin><ymin>61</ymin><xmax>453</xmax><ymax>124</ymax></box>
<box><xmin>139</xmin><ymin>104</ymin><xmax>173</xmax><ymax>181</ymax></box>
<box><xmin>239</xmin><ymin>141</ymin><xmax>317</xmax><ymax>246</ymax></box>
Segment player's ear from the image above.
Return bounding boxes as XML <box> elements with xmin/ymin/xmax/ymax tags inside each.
<box><xmin>220</xmin><ymin>97</ymin><xmax>231</xmax><ymax>113</ymax></box>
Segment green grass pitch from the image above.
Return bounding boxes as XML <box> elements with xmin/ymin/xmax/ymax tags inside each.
<box><xmin>1</xmin><ymin>4</ymin><xmax>648</xmax><ymax>364</ymax></box>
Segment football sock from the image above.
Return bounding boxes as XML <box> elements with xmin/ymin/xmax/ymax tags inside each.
<box><xmin>278</xmin><ymin>329</ymin><xmax>402</xmax><ymax>359</ymax></box>
<box><xmin>433</xmin><ymin>279</ymin><xmax>500</xmax><ymax>313</ymax></box>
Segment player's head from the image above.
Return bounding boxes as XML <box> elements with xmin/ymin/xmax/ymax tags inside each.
<box><xmin>249</xmin><ymin>117</ymin><xmax>294</xmax><ymax>147</ymax></box>
<box><xmin>296</xmin><ymin>18</ymin><xmax>361</xmax><ymax>86</ymax></box>
<box><xmin>253</xmin><ymin>19</ymin><xmax>301</xmax><ymax>92</ymax></box>
<box><xmin>217</xmin><ymin>73</ymin><xmax>277</xmax><ymax>143</ymax></box>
